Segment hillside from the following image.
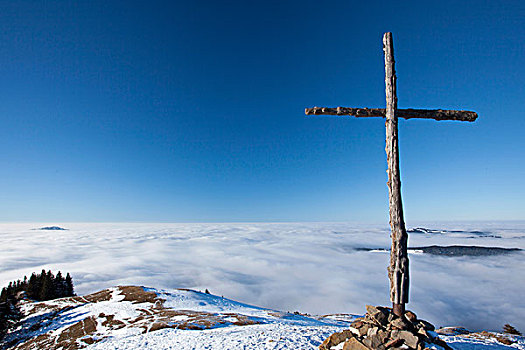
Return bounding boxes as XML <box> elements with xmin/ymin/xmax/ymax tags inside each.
<box><xmin>2</xmin><ymin>286</ymin><xmax>523</xmax><ymax>349</ymax></box>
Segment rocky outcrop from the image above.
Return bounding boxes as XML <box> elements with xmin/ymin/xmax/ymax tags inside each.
<box><xmin>319</xmin><ymin>305</ymin><xmax>452</xmax><ymax>350</ymax></box>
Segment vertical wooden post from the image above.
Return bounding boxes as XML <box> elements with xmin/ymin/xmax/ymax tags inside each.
<box><xmin>383</xmin><ymin>32</ymin><xmax>409</xmax><ymax>317</ymax></box>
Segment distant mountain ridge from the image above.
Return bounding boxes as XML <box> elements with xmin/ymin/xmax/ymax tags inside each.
<box><xmin>408</xmin><ymin>227</ymin><xmax>502</xmax><ymax>238</ymax></box>
<box><xmin>33</xmin><ymin>226</ymin><xmax>68</xmax><ymax>231</ymax></box>
<box><xmin>356</xmin><ymin>245</ymin><xmax>522</xmax><ymax>256</ymax></box>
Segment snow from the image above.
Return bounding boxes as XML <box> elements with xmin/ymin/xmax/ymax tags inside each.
<box><xmin>87</xmin><ymin>324</ymin><xmax>343</xmax><ymax>350</ymax></box>
<box><xmin>5</xmin><ymin>285</ymin><xmax>525</xmax><ymax>349</ymax></box>
<box><xmin>0</xmin><ymin>221</ymin><xmax>524</xmax><ymax>333</ymax></box>
<box><xmin>441</xmin><ymin>334</ymin><xmax>525</xmax><ymax>349</ymax></box>
<box><xmin>6</xmin><ymin>286</ymin><xmax>351</xmax><ymax>349</ymax></box>
<box><xmin>155</xmin><ymin>288</ymin><xmax>272</xmax><ymax>316</ymax></box>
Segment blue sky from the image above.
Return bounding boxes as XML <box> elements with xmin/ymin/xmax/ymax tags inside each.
<box><xmin>0</xmin><ymin>0</ymin><xmax>523</xmax><ymax>222</ymax></box>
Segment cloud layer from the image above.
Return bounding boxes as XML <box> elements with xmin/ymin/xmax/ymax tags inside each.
<box><xmin>0</xmin><ymin>222</ymin><xmax>523</xmax><ymax>332</ymax></box>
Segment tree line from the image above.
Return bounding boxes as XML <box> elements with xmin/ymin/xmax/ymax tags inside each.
<box><xmin>0</xmin><ymin>270</ymin><xmax>74</xmax><ymax>302</ymax></box>
<box><xmin>0</xmin><ymin>270</ymin><xmax>75</xmax><ymax>341</ymax></box>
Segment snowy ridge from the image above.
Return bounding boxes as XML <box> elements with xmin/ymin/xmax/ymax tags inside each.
<box><xmin>146</xmin><ymin>287</ymin><xmax>342</xmax><ymax>326</ymax></box>
<box><xmin>3</xmin><ymin>286</ymin><xmax>353</xmax><ymax>349</ymax></box>
<box><xmin>2</xmin><ymin>286</ymin><xmax>525</xmax><ymax>349</ymax></box>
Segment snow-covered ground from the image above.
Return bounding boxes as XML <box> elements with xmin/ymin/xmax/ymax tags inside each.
<box><xmin>6</xmin><ymin>286</ymin><xmax>350</xmax><ymax>349</ymax></box>
<box><xmin>0</xmin><ymin>222</ymin><xmax>524</xmax><ymax>333</ymax></box>
<box><xmin>5</xmin><ymin>286</ymin><xmax>524</xmax><ymax>350</ymax></box>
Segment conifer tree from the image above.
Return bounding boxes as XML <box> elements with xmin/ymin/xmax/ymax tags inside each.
<box><xmin>65</xmin><ymin>273</ymin><xmax>74</xmax><ymax>296</ymax></box>
<box><xmin>27</xmin><ymin>273</ymin><xmax>38</xmax><ymax>300</ymax></box>
<box><xmin>54</xmin><ymin>271</ymin><xmax>65</xmax><ymax>297</ymax></box>
<box><xmin>39</xmin><ymin>274</ymin><xmax>54</xmax><ymax>301</ymax></box>
<box><xmin>503</xmin><ymin>324</ymin><xmax>522</xmax><ymax>336</ymax></box>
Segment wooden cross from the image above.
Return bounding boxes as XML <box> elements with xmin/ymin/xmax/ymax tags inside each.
<box><xmin>305</xmin><ymin>32</ymin><xmax>477</xmax><ymax>317</ymax></box>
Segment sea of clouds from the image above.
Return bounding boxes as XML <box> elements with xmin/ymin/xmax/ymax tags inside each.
<box><xmin>0</xmin><ymin>222</ymin><xmax>523</xmax><ymax>332</ymax></box>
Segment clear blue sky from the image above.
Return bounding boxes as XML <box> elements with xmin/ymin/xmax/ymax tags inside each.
<box><xmin>1</xmin><ymin>0</ymin><xmax>523</xmax><ymax>222</ymax></box>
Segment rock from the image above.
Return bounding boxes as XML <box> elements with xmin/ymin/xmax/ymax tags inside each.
<box><xmin>435</xmin><ymin>327</ymin><xmax>470</xmax><ymax>336</ymax></box>
<box><xmin>377</xmin><ymin>329</ymin><xmax>389</xmax><ymax>342</ymax></box>
<box><xmin>433</xmin><ymin>337</ymin><xmax>454</xmax><ymax>350</ymax></box>
<box><xmin>365</xmin><ymin>305</ymin><xmax>389</xmax><ymax>326</ymax></box>
<box><xmin>349</xmin><ymin>320</ymin><xmax>366</xmax><ymax>336</ymax></box>
<box><xmin>363</xmin><ymin>332</ymin><xmax>387</xmax><ymax>349</ymax></box>
<box><xmin>343</xmin><ymin>337</ymin><xmax>370</xmax><ymax>350</ymax></box>
<box><xmin>351</xmin><ymin>320</ymin><xmax>365</xmax><ymax>328</ymax></box>
<box><xmin>319</xmin><ymin>329</ymin><xmax>354</xmax><ymax>350</ymax></box>
<box><xmin>384</xmin><ymin>338</ymin><xmax>403</xmax><ymax>348</ymax></box>
<box><xmin>417</xmin><ymin>328</ymin><xmax>430</xmax><ymax>340</ymax></box>
<box><xmin>496</xmin><ymin>336</ymin><xmax>513</xmax><ymax>345</ymax></box>
<box><xmin>367</xmin><ymin>327</ymin><xmax>378</xmax><ymax>337</ymax></box>
<box><xmin>404</xmin><ymin>311</ymin><xmax>417</xmax><ymax>323</ymax></box>
<box><xmin>320</xmin><ymin>306</ymin><xmax>447</xmax><ymax>350</ymax></box>
<box><xmin>390</xmin><ymin>316</ymin><xmax>412</xmax><ymax>330</ymax></box>
<box><xmin>392</xmin><ymin>330</ymin><xmax>420</xmax><ymax>349</ymax></box>
<box><xmin>416</xmin><ymin>320</ymin><xmax>435</xmax><ymax>331</ymax></box>
<box><xmin>357</xmin><ymin>323</ymin><xmax>371</xmax><ymax>337</ymax></box>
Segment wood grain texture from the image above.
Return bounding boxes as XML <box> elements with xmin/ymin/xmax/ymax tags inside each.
<box><xmin>383</xmin><ymin>32</ymin><xmax>409</xmax><ymax>310</ymax></box>
<box><xmin>305</xmin><ymin>107</ymin><xmax>477</xmax><ymax>122</ymax></box>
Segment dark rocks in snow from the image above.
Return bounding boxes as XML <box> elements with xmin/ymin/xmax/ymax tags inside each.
<box><xmin>319</xmin><ymin>306</ymin><xmax>452</xmax><ymax>350</ymax></box>
<box><xmin>435</xmin><ymin>327</ymin><xmax>471</xmax><ymax>336</ymax></box>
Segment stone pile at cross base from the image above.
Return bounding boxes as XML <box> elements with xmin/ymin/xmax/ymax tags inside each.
<box><xmin>320</xmin><ymin>305</ymin><xmax>452</xmax><ymax>350</ymax></box>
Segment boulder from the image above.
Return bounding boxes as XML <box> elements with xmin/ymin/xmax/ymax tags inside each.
<box><xmin>343</xmin><ymin>337</ymin><xmax>370</xmax><ymax>350</ymax></box>
<box><xmin>404</xmin><ymin>311</ymin><xmax>417</xmax><ymax>323</ymax></box>
<box><xmin>365</xmin><ymin>305</ymin><xmax>389</xmax><ymax>326</ymax></box>
<box><xmin>390</xmin><ymin>316</ymin><xmax>412</xmax><ymax>330</ymax></box>
<box><xmin>319</xmin><ymin>329</ymin><xmax>354</xmax><ymax>350</ymax></box>
<box><xmin>416</xmin><ymin>320</ymin><xmax>435</xmax><ymax>331</ymax></box>
<box><xmin>392</xmin><ymin>329</ymin><xmax>420</xmax><ymax>349</ymax></box>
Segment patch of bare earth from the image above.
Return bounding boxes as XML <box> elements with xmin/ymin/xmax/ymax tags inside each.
<box><xmin>465</xmin><ymin>331</ymin><xmax>516</xmax><ymax>346</ymax></box>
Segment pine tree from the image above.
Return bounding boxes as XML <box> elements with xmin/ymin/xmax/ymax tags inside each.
<box><xmin>54</xmin><ymin>271</ymin><xmax>65</xmax><ymax>297</ymax></box>
<box><xmin>27</xmin><ymin>273</ymin><xmax>38</xmax><ymax>300</ymax></box>
<box><xmin>35</xmin><ymin>270</ymin><xmax>46</xmax><ymax>298</ymax></box>
<box><xmin>503</xmin><ymin>324</ymin><xmax>522</xmax><ymax>336</ymax></box>
<box><xmin>39</xmin><ymin>274</ymin><xmax>55</xmax><ymax>301</ymax></box>
<box><xmin>65</xmin><ymin>273</ymin><xmax>74</xmax><ymax>296</ymax></box>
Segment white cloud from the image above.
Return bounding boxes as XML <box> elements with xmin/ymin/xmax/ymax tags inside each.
<box><xmin>0</xmin><ymin>221</ymin><xmax>523</xmax><ymax>332</ymax></box>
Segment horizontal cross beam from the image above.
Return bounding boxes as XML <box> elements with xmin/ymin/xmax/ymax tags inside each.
<box><xmin>305</xmin><ymin>107</ymin><xmax>477</xmax><ymax>122</ymax></box>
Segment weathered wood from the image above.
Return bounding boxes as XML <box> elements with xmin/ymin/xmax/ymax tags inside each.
<box><xmin>305</xmin><ymin>107</ymin><xmax>477</xmax><ymax>122</ymax></box>
<box><xmin>383</xmin><ymin>32</ymin><xmax>409</xmax><ymax>316</ymax></box>
<box><xmin>305</xmin><ymin>32</ymin><xmax>477</xmax><ymax>319</ymax></box>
